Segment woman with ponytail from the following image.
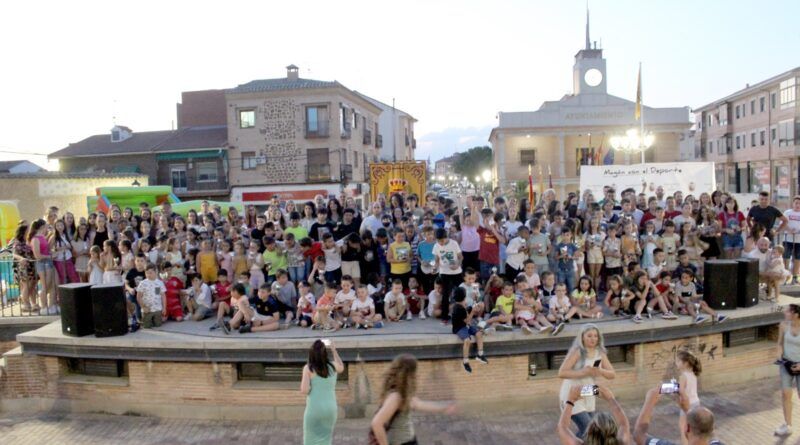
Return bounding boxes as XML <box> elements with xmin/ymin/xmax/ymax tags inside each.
<box><xmin>675</xmin><ymin>349</ymin><xmax>702</xmax><ymax>445</ymax></box>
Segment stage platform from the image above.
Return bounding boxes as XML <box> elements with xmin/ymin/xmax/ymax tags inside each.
<box><xmin>17</xmin><ymin>299</ymin><xmax>786</xmax><ymax>363</ymax></box>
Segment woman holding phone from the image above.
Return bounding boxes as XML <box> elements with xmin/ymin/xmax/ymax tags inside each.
<box><xmin>300</xmin><ymin>339</ymin><xmax>344</xmax><ymax>445</ymax></box>
<box><xmin>775</xmin><ymin>304</ymin><xmax>800</xmax><ymax>437</ymax></box>
<box><xmin>558</xmin><ymin>324</ymin><xmax>616</xmax><ymax>438</ymax></box>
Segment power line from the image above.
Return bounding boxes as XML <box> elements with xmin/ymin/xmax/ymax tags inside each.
<box><xmin>0</xmin><ymin>149</ymin><xmax>51</xmax><ymax>157</ymax></box>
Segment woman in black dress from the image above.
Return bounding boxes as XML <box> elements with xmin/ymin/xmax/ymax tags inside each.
<box><xmin>696</xmin><ymin>206</ymin><xmax>721</xmax><ymax>259</ymax></box>
<box><xmin>11</xmin><ymin>223</ymin><xmax>38</xmax><ymax>312</ymax></box>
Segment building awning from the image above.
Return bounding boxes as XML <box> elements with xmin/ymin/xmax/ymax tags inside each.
<box><xmin>156</xmin><ymin>150</ymin><xmax>224</xmax><ymax>161</ymax></box>
<box><xmin>111</xmin><ymin>165</ymin><xmax>141</xmax><ymax>173</ymax></box>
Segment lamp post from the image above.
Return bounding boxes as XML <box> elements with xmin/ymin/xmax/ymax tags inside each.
<box><xmin>609</xmin><ymin>128</ymin><xmax>655</xmax><ymax>164</ymax></box>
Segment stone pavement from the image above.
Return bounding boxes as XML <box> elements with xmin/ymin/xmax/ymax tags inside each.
<box><xmin>1</xmin><ymin>379</ymin><xmax>800</xmax><ymax>444</ymax></box>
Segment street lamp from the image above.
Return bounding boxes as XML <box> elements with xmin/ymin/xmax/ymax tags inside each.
<box><xmin>610</xmin><ymin>128</ymin><xmax>655</xmax><ymax>164</ymax></box>
<box><xmin>481</xmin><ymin>169</ymin><xmax>492</xmax><ymax>183</ymax></box>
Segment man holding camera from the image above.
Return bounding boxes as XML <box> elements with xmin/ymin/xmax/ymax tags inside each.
<box><xmin>634</xmin><ymin>385</ymin><xmax>724</xmax><ymax>445</ymax></box>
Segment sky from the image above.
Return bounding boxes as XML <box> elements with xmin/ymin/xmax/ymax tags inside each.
<box><xmin>1</xmin><ymin>0</ymin><xmax>799</xmax><ymax>169</ymax></box>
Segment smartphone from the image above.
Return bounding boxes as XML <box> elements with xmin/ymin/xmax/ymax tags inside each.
<box><xmin>592</xmin><ymin>359</ymin><xmax>602</xmax><ymax>368</ymax></box>
<box><xmin>659</xmin><ymin>381</ymin><xmax>680</xmax><ymax>394</ymax></box>
<box><xmin>321</xmin><ymin>339</ymin><xmax>331</xmax><ymax>347</ymax></box>
<box><xmin>580</xmin><ymin>384</ymin><xmax>599</xmax><ymax>397</ymax></box>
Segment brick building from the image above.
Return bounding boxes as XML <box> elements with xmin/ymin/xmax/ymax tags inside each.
<box><xmin>690</xmin><ymin>66</ymin><xmax>800</xmax><ymax>208</ymax></box>
<box><xmin>50</xmin><ymin>124</ymin><xmax>229</xmax><ymax>200</ymax></box>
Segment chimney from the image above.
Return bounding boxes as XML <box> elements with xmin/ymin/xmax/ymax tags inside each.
<box><xmin>287</xmin><ymin>64</ymin><xmax>299</xmax><ymax>81</ymax></box>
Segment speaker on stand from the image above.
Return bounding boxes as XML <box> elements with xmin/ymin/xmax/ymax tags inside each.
<box><xmin>59</xmin><ymin>283</ymin><xmax>94</xmax><ymax>337</ymax></box>
<box><xmin>736</xmin><ymin>258</ymin><xmax>759</xmax><ymax>308</ymax></box>
<box><xmin>703</xmin><ymin>260</ymin><xmax>738</xmax><ymax>310</ymax></box>
<box><xmin>90</xmin><ymin>283</ymin><xmax>128</xmax><ymax>337</ymax></box>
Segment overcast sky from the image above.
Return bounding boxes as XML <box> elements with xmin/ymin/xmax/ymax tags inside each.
<box><xmin>1</xmin><ymin>0</ymin><xmax>798</xmax><ymax>168</ymax></box>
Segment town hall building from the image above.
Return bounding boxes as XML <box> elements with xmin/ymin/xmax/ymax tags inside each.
<box><xmin>489</xmin><ymin>14</ymin><xmax>692</xmax><ymax>196</ymax></box>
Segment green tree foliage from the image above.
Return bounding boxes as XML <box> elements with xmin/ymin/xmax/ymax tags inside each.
<box><xmin>452</xmin><ymin>146</ymin><xmax>493</xmax><ymax>181</ymax></box>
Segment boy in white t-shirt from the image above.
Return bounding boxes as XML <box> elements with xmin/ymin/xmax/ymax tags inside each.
<box><xmin>547</xmin><ymin>283</ymin><xmax>574</xmax><ymax>335</ymax></box>
<box><xmin>384</xmin><ymin>279</ymin><xmax>408</xmax><ymax>322</ymax></box>
<box><xmin>136</xmin><ymin>264</ymin><xmax>167</xmax><ymax>329</ymax></box>
<box><xmin>334</xmin><ymin>275</ymin><xmax>356</xmax><ymax>327</ymax></box>
<box><xmin>184</xmin><ymin>275</ymin><xmax>213</xmax><ymax>321</ymax></box>
<box><xmin>427</xmin><ymin>278</ymin><xmax>444</xmax><ymax>318</ymax></box>
<box><xmin>519</xmin><ymin>260</ymin><xmax>541</xmax><ymax>290</ymax></box>
<box><xmin>295</xmin><ymin>281</ymin><xmax>316</xmax><ymax>327</ymax></box>
<box><xmin>351</xmin><ymin>284</ymin><xmax>383</xmax><ymax>329</ymax></box>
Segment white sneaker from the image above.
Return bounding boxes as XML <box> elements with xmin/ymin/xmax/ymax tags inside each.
<box><xmin>406</xmin><ymin>312</ymin><xmax>412</xmax><ymax>321</ymax></box>
<box><xmin>775</xmin><ymin>424</ymin><xmax>792</xmax><ymax>436</ymax></box>
<box><xmin>420</xmin><ymin>312</ymin><xmax>426</xmax><ymax>320</ymax></box>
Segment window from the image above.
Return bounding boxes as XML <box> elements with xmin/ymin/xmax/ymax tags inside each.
<box><xmin>779</xmin><ymin>120</ymin><xmax>796</xmax><ymax>147</ymax></box>
<box><xmin>354</xmin><ymin>150</ymin><xmax>359</xmax><ymax>167</ymax></box>
<box><xmin>781</xmin><ymin>78</ymin><xmax>797</xmax><ymax>109</ymax></box>
<box><xmin>772</xmin><ymin>127</ymin><xmax>777</xmax><ymax>142</ymax></box>
<box><xmin>735</xmin><ymin>135</ymin><xmax>741</xmax><ymax>150</ymax></box>
<box><xmin>576</xmin><ymin>147</ymin><xmax>595</xmax><ymax>173</ymax></box>
<box><xmin>241</xmin><ymin>151</ymin><xmax>258</xmax><ymax>170</ymax></box>
<box><xmin>238</xmin><ymin>109</ymin><xmax>255</xmax><ymax>129</ymax></box>
<box><xmin>307</xmin><ymin>148</ymin><xmax>330</xmax><ymax>181</ymax></box>
<box><xmin>197</xmin><ymin>162</ymin><xmax>218</xmax><ymax>182</ymax></box>
<box><xmin>520</xmin><ymin>149</ymin><xmax>537</xmax><ymax>165</ymax></box>
<box><xmin>723</xmin><ymin>326</ymin><xmax>769</xmax><ymax>348</ymax></box>
<box><xmin>707</xmin><ymin>115</ymin><xmax>712</xmax><ymax>127</ymax></box>
<box><xmin>363</xmin><ymin>153</ymin><xmax>368</xmax><ymax>170</ymax></box>
<box><xmin>741</xmin><ymin>104</ymin><xmax>745</xmax><ymax>117</ymax></box>
<box><xmin>772</xmin><ymin>92</ymin><xmax>777</xmax><ymax>109</ymax></box>
<box><xmin>237</xmin><ymin>363</ymin><xmax>347</xmax><ymax>383</ymax></box>
<box><xmin>306</xmin><ymin>105</ymin><xmax>330</xmax><ymax>137</ymax></box>
<box><xmin>352</xmin><ymin>110</ymin><xmax>358</xmax><ymax>129</ymax></box>
<box><xmin>750</xmin><ymin>100</ymin><xmax>755</xmax><ymax>115</ymax></box>
<box><xmin>750</xmin><ymin>133</ymin><xmax>755</xmax><ymax>147</ymax></box>
<box><xmin>760</xmin><ymin>130</ymin><xmax>765</xmax><ymax>146</ymax></box>
<box><xmin>707</xmin><ymin>141</ymin><xmax>713</xmax><ymax>153</ymax></box>
<box><xmin>111</xmin><ymin>129</ymin><xmax>120</xmax><ymax>141</ymax></box>
<box><xmin>170</xmin><ymin>167</ymin><xmax>187</xmax><ymax>191</ymax></box>
<box><xmin>760</xmin><ymin>97</ymin><xmax>765</xmax><ymax>112</ymax></box>
<box><xmin>735</xmin><ymin>105</ymin><xmax>740</xmax><ymax>119</ymax></box>
<box><xmin>339</xmin><ymin>105</ymin><xmax>350</xmax><ymax>137</ymax></box>
<box><xmin>66</xmin><ymin>358</ymin><xmax>128</xmax><ymax>378</ymax></box>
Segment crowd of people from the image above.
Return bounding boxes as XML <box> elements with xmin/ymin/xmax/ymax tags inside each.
<box><xmin>9</xmin><ymin>186</ymin><xmax>797</xmax><ymax>336</ymax></box>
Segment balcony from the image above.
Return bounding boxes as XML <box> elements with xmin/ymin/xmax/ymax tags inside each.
<box><xmin>305</xmin><ymin>121</ymin><xmax>330</xmax><ymax>139</ymax></box>
<box><xmin>362</xmin><ymin>129</ymin><xmax>372</xmax><ymax>145</ymax></box>
<box><xmin>376</xmin><ymin>134</ymin><xmax>383</xmax><ymax>148</ymax></box>
<box><xmin>306</xmin><ymin>164</ymin><xmax>331</xmax><ymax>182</ymax></box>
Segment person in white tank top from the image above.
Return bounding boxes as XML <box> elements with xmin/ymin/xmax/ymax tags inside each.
<box><xmin>676</xmin><ymin>349</ymin><xmax>703</xmax><ymax>445</ymax></box>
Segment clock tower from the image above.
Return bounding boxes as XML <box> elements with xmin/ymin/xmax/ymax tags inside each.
<box><xmin>573</xmin><ymin>10</ymin><xmax>607</xmax><ymax>95</ymax></box>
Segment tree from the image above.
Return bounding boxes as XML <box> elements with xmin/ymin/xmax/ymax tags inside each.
<box><xmin>452</xmin><ymin>146</ymin><xmax>492</xmax><ymax>182</ymax></box>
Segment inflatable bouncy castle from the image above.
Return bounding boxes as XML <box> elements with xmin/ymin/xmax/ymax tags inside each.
<box><xmin>89</xmin><ymin>186</ymin><xmax>180</xmax><ymax>214</ymax></box>
<box><xmin>0</xmin><ymin>201</ymin><xmax>21</xmax><ymax>247</ymax></box>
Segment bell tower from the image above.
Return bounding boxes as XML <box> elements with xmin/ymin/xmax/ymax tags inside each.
<box><xmin>572</xmin><ymin>9</ymin><xmax>607</xmax><ymax>95</ymax></box>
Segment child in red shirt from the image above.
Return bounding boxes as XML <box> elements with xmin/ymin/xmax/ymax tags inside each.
<box><xmin>655</xmin><ymin>271</ymin><xmax>680</xmax><ymax>313</ymax></box>
<box><xmin>162</xmin><ymin>262</ymin><xmax>185</xmax><ymax>321</ymax></box>
<box><xmin>404</xmin><ymin>277</ymin><xmax>428</xmax><ymax>318</ymax></box>
<box><xmin>212</xmin><ymin>270</ymin><xmax>232</xmax><ymax>309</ymax></box>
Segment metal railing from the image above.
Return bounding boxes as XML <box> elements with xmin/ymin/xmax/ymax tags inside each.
<box><xmin>304</xmin><ymin>120</ymin><xmax>330</xmax><ymax>138</ymax></box>
<box><xmin>0</xmin><ymin>252</ymin><xmax>39</xmax><ymax>317</ymax></box>
<box><xmin>306</xmin><ymin>164</ymin><xmax>332</xmax><ymax>182</ymax></box>
<box><xmin>363</xmin><ymin>129</ymin><xmax>372</xmax><ymax>145</ymax></box>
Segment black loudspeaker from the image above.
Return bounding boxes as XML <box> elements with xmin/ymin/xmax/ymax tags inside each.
<box><xmin>90</xmin><ymin>283</ymin><xmax>128</xmax><ymax>337</ymax></box>
<box><xmin>736</xmin><ymin>258</ymin><xmax>759</xmax><ymax>308</ymax></box>
<box><xmin>59</xmin><ymin>283</ymin><xmax>94</xmax><ymax>337</ymax></box>
<box><xmin>703</xmin><ymin>260</ymin><xmax>738</xmax><ymax>310</ymax></box>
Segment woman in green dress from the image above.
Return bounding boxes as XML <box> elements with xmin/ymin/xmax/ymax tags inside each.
<box><xmin>301</xmin><ymin>339</ymin><xmax>344</xmax><ymax>445</ymax></box>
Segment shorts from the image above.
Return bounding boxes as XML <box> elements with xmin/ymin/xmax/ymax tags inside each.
<box><xmin>587</xmin><ymin>248</ymin><xmax>604</xmax><ymax>264</ymax></box>
<box><xmin>456</xmin><ymin>325</ymin><xmax>478</xmax><ymax>340</ymax></box>
<box><xmin>142</xmin><ymin>311</ymin><xmax>163</xmax><ymax>329</ymax></box>
<box><xmin>516</xmin><ymin>310</ymin><xmax>534</xmax><ymax>321</ymax></box>
<box><xmin>784</xmin><ymin>242</ymin><xmax>800</xmax><ymax>260</ymax></box>
<box><xmin>605</xmin><ymin>266</ymin><xmax>623</xmax><ymax>277</ymax></box>
<box><xmin>341</xmin><ymin>261</ymin><xmax>361</xmax><ymax>279</ymax></box>
<box><xmin>780</xmin><ymin>364</ymin><xmax>800</xmax><ymax>389</ymax></box>
<box><xmin>194</xmin><ymin>305</ymin><xmax>213</xmax><ymax>320</ymax></box>
<box><xmin>275</xmin><ymin>300</ymin><xmax>296</xmax><ymax>315</ymax></box>
<box><xmin>298</xmin><ymin>314</ymin><xmax>313</xmax><ymax>325</ymax></box>
<box><xmin>643</xmin><ymin>437</ymin><xmax>677</xmax><ymax>445</ymax></box>
<box><xmin>35</xmin><ymin>258</ymin><xmax>54</xmax><ymax>274</ymax></box>
<box><xmin>489</xmin><ymin>310</ymin><xmax>501</xmax><ymax>318</ymax></box>
<box><xmin>252</xmin><ymin>311</ymin><xmax>275</xmax><ymax>322</ymax></box>
<box><xmin>722</xmin><ymin>234</ymin><xmax>744</xmax><ymax>250</ymax></box>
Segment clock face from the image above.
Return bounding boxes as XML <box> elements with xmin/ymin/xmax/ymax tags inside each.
<box><xmin>584</xmin><ymin>68</ymin><xmax>603</xmax><ymax>87</ymax></box>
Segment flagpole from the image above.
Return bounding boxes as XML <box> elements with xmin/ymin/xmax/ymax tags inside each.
<box><xmin>639</xmin><ymin>62</ymin><xmax>645</xmax><ymax>164</ymax></box>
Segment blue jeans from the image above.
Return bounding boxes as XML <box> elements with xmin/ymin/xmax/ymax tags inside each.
<box><xmin>126</xmin><ymin>292</ymin><xmax>141</xmax><ymax>320</ymax></box>
<box><xmin>572</xmin><ymin>411</ymin><xmax>593</xmax><ymax>439</ymax></box>
<box><xmin>556</xmin><ymin>268</ymin><xmax>576</xmax><ymax>293</ymax></box>
<box><xmin>480</xmin><ymin>261</ymin><xmax>499</xmax><ymax>283</ymax></box>
<box><xmin>288</xmin><ymin>266</ymin><xmax>306</xmax><ymax>284</ymax></box>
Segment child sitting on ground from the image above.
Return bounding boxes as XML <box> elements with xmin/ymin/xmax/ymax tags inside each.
<box><xmin>334</xmin><ymin>275</ymin><xmax>356</xmax><ymax>327</ymax></box>
<box><xmin>655</xmin><ymin>271</ymin><xmax>679</xmax><ymax>313</ymax></box>
<box><xmin>451</xmin><ymin>287</ymin><xmax>488</xmax><ymax>374</ymax></box>
<box><xmin>630</xmin><ymin>270</ymin><xmax>677</xmax><ymax>323</ymax></box>
<box><xmin>571</xmin><ymin>275</ymin><xmax>603</xmax><ymax>319</ymax></box>
<box><xmin>226</xmin><ymin>283</ymin><xmax>256</xmax><ymax>333</ymax></box>
<box><xmin>766</xmin><ymin>245</ymin><xmax>791</xmax><ymax>301</ymax></box>
<box><xmin>604</xmin><ymin>275</ymin><xmax>633</xmax><ymax>317</ymax></box>
<box><xmin>405</xmin><ymin>277</ymin><xmax>427</xmax><ymax>320</ymax></box>
<box><xmin>238</xmin><ymin>283</ymin><xmax>280</xmax><ymax>333</ymax></box>
<box><xmin>675</xmin><ymin>270</ymin><xmax>727</xmax><ymax>325</ymax></box>
<box><xmin>484</xmin><ymin>281</ymin><xmax>516</xmax><ymax>333</ymax></box>
<box><xmin>519</xmin><ymin>259</ymin><xmax>541</xmax><ymax>290</ymax></box>
<box><xmin>351</xmin><ymin>284</ymin><xmax>383</xmax><ymax>329</ymax></box>
<box><xmin>312</xmin><ymin>281</ymin><xmax>340</xmax><ymax>332</ymax></box>
<box><xmin>384</xmin><ymin>279</ymin><xmax>409</xmax><ymax>322</ymax></box>
<box><xmin>211</xmin><ymin>269</ymin><xmax>232</xmax><ymax>311</ymax></box>
<box><xmin>459</xmin><ymin>268</ymin><xmax>484</xmax><ymax>319</ymax></box>
<box><xmin>426</xmin><ymin>277</ymin><xmax>444</xmax><ymax>319</ymax></box>
<box><xmin>184</xmin><ymin>275</ymin><xmax>213</xmax><ymax>321</ymax></box>
<box><xmin>136</xmin><ymin>264</ymin><xmax>167</xmax><ymax>329</ymax></box>
<box><xmin>482</xmin><ymin>272</ymin><xmax>504</xmax><ymax>313</ymax></box>
<box><xmin>295</xmin><ymin>281</ymin><xmax>316</xmax><ymax>328</ymax></box>
<box><xmin>548</xmin><ymin>283</ymin><xmax>574</xmax><ymax>335</ymax></box>
<box><xmin>515</xmin><ymin>288</ymin><xmax>554</xmax><ymax>334</ymax></box>
<box><xmin>538</xmin><ymin>271</ymin><xmax>556</xmax><ymax>316</ymax></box>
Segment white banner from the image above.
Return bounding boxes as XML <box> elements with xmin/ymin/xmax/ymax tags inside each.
<box><xmin>579</xmin><ymin>162</ymin><xmax>716</xmax><ymax>200</ymax></box>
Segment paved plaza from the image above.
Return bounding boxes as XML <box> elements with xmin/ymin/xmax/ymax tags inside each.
<box><xmin>0</xmin><ymin>379</ymin><xmax>797</xmax><ymax>444</ymax></box>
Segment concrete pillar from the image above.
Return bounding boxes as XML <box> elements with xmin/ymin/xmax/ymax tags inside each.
<box><xmin>496</xmin><ymin>133</ymin><xmax>506</xmax><ymax>186</ymax></box>
<box><xmin>558</xmin><ymin>133</ymin><xmax>566</xmax><ymax>196</ymax></box>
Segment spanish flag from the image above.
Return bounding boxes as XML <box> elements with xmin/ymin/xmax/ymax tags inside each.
<box><xmin>528</xmin><ymin>164</ymin><xmax>534</xmax><ymax>203</ymax></box>
<box><xmin>634</xmin><ymin>63</ymin><xmax>642</xmax><ymax>121</ymax></box>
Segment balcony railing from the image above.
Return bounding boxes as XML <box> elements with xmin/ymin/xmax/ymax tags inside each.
<box><xmin>363</xmin><ymin>129</ymin><xmax>372</xmax><ymax>145</ymax></box>
<box><xmin>376</xmin><ymin>134</ymin><xmax>383</xmax><ymax>148</ymax></box>
<box><xmin>305</xmin><ymin>120</ymin><xmax>330</xmax><ymax>138</ymax></box>
<box><xmin>341</xmin><ymin>124</ymin><xmax>351</xmax><ymax>139</ymax></box>
<box><xmin>306</xmin><ymin>164</ymin><xmax>331</xmax><ymax>182</ymax></box>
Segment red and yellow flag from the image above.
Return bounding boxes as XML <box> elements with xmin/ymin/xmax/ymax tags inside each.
<box><xmin>528</xmin><ymin>164</ymin><xmax>534</xmax><ymax>203</ymax></box>
<box><xmin>634</xmin><ymin>63</ymin><xmax>642</xmax><ymax>121</ymax></box>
